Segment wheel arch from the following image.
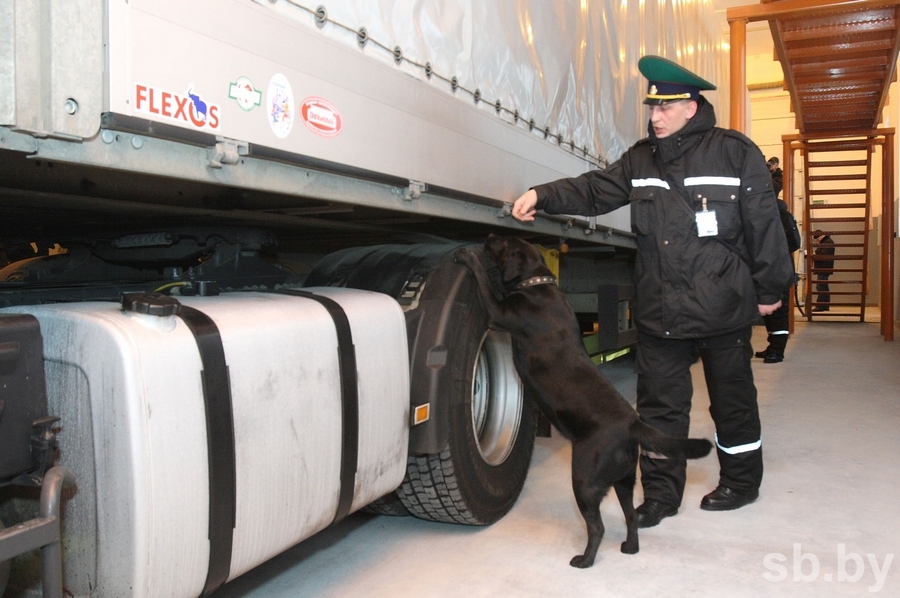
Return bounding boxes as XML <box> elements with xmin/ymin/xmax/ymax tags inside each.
<box><xmin>303</xmin><ymin>242</ymin><xmax>477</xmax><ymax>454</ymax></box>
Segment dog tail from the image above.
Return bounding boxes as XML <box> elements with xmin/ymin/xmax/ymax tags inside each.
<box><xmin>629</xmin><ymin>420</ymin><xmax>713</xmax><ymax>460</ymax></box>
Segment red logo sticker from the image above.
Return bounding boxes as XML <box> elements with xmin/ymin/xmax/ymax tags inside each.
<box><xmin>134</xmin><ymin>84</ymin><xmax>220</xmax><ymax>131</ymax></box>
<box><xmin>301</xmin><ymin>97</ymin><xmax>342</xmax><ymax>137</ymax></box>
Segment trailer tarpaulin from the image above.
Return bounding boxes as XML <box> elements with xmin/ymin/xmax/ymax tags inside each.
<box><xmin>260</xmin><ymin>0</ymin><xmax>729</xmax><ymax>165</ymax></box>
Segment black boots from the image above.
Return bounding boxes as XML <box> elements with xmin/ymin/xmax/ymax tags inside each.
<box><xmin>635</xmin><ymin>500</ymin><xmax>679</xmax><ymax>528</ymax></box>
<box><xmin>755</xmin><ymin>334</ymin><xmax>787</xmax><ymax>363</ymax></box>
<box><xmin>700</xmin><ymin>485</ymin><xmax>759</xmax><ymax>511</ymax></box>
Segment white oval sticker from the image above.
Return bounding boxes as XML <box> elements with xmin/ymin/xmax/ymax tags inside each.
<box><xmin>266</xmin><ymin>73</ymin><xmax>294</xmax><ymax>139</ymax></box>
<box><xmin>301</xmin><ymin>97</ymin><xmax>342</xmax><ymax>137</ymax></box>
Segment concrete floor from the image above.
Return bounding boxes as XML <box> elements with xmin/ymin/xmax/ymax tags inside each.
<box><xmin>214</xmin><ymin>321</ymin><xmax>900</xmax><ymax>598</ymax></box>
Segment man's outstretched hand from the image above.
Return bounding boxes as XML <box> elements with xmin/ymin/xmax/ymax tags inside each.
<box><xmin>511</xmin><ymin>189</ymin><xmax>538</xmax><ymax>222</ymax></box>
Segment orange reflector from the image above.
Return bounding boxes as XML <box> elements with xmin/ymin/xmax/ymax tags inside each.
<box><xmin>412</xmin><ymin>403</ymin><xmax>430</xmax><ymax>426</ymax></box>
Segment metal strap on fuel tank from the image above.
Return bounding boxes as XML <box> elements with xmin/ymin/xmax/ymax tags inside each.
<box><xmin>275</xmin><ymin>289</ymin><xmax>359</xmax><ymax>524</ymax></box>
<box><xmin>177</xmin><ymin>305</ymin><xmax>237</xmax><ymax>597</ymax></box>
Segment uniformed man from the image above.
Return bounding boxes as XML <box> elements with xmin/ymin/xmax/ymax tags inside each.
<box><xmin>512</xmin><ymin>55</ymin><xmax>794</xmax><ymax>526</ymax></box>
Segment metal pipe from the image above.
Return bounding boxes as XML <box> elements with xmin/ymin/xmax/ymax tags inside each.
<box><xmin>39</xmin><ymin>466</ymin><xmax>75</xmax><ymax>598</ymax></box>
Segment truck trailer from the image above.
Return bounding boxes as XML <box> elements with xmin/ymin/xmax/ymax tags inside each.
<box><xmin>0</xmin><ymin>0</ymin><xmax>726</xmax><ymax>595</ymax></box>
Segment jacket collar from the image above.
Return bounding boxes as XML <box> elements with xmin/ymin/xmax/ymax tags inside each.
<box><xmin>647</xmin><ymin>97</ymin><xmax>716</xmax><ymax>164</ymax></box>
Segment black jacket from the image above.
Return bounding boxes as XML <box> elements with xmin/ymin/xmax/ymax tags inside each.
<box><xmin>814</xmin><ymin>235</ymin><xmax>835</xmax><ymax>270</ymax></box>
<box><xmin>534</xmin><ymin>98</ymin><xmax>794</xmax><ymax>339</ymax></box>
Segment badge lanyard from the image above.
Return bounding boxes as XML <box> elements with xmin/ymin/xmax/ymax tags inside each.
<box><xmin>695</xmin><ymin>197</ymin><xmax>718</xmax><ymax>237</ymax></box>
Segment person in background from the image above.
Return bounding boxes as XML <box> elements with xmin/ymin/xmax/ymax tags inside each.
<box><xmin>812</xmin><ymin>230</ymin><xmax>835</xmax><ymax>311</ymax></box>
<box><xmin>767</xmin><ymin>157</ymin><xmax>783</xmax><ymax>197</ymax></box>
<box><xmin>755</xmin><ymin>156</ymin><xmax>796</xmax><ymax>363</ymax></box>
<box><xmin>510</xmin><ymin>55</ymin><xmax>794</xmax><ymax>525</ymax></box>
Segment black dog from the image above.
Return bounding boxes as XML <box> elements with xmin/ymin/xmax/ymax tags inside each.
<box><xmin>455</xmin><ymin>235</ymin><xmax>712</xmax><ymax>568</ymax></box>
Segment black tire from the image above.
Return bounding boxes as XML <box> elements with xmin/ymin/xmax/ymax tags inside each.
<box><xmin>361</xmin><ymin>492</ymin><xmax>410</xmax><ymax>517</ymax></box>
<box><xmin>397</xmin><ymin>325</ymin><xmax>537</xmax><ymax>526</ymax></box>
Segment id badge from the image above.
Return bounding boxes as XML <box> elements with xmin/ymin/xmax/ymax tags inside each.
<box><xmin>696</xmin><ymin>209</ymin><xmax>718</xmax><ymax>237</ymax></box>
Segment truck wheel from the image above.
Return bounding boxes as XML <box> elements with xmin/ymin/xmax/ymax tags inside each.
<box><xmin>303</xmin><ymin>243</ymin><xmax>536</xmax><ymax>525</ymax></box>
<box><xmin>361</xmin><ymin>493</ymin><xmax>409</xmax><ymax>517</ymax></box>
<box><xmin>398</xmin><ymin>326</ymin><xmax>536</xmax><ymax>525</ymax></box>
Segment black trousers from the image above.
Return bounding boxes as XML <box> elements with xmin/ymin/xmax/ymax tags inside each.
<box><xmin>635</xmin><ymin>327</ymin><xmax>763</xmax><ymax>507</ymax></box>
<box><xmin>761</xmin><ymin>288</ymin><xmax>790</xmax><ymax>353</ymax></box>
<box><xmin>815</xmin><ymin>273</ymin><xmax>831</xmax><ymax>304</ymax></box>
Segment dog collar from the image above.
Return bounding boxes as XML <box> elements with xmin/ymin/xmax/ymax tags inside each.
<box><xmin>515</xmin><ymin>275</ymin><xmax>558</xmax><ymax>289</ymax></box>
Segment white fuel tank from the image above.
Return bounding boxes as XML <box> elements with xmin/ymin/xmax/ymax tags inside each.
<box><xmin>2</xmin><ymin>288</ymin><xmax>409</xmax><ymax>597</ymax></box>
